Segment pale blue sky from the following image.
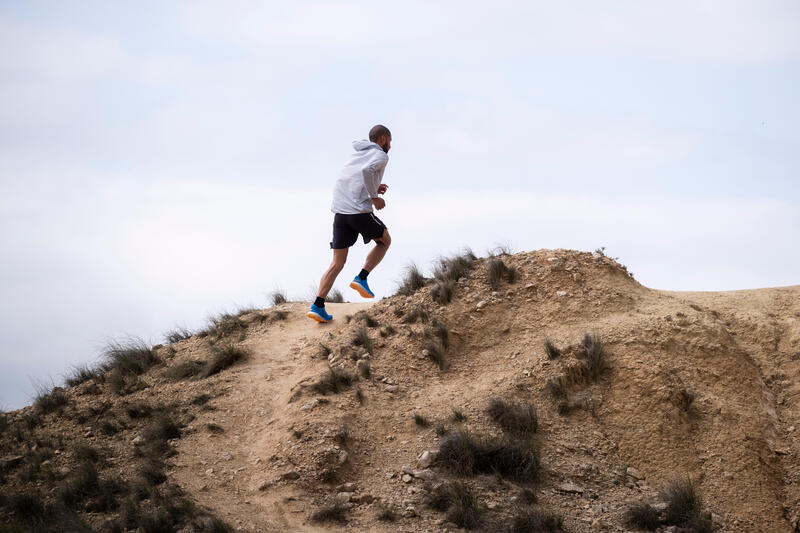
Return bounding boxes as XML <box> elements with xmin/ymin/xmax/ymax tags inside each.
<box><xmin>1</xmin><ymin>1</ymin><xmax>799</xmax><ymax>409</ymax></box>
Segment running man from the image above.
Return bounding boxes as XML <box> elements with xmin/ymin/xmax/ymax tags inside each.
<box><xmin>308</xmin><ymin>124</ymin><xmax>392</xmax><ymax>323</ymax></box>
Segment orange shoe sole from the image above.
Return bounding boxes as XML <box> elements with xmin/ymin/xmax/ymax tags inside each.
<box><xmin>350</xmin><ymin>281</ymin><xmax>374</xmax><ymax>298</ymax></box>
<box><xmin>307</xmin><ymin>312</ymin><xmax>330</xmax><ymax>323</ymax></box>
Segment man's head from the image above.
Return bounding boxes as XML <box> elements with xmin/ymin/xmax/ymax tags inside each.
<box><xmin>369</xmin><ymin>124</ymin><xmax>391</xmax><ymax>153</ymax></box>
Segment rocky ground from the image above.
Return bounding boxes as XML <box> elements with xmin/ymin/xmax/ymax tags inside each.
<box><xmin>1</xmin><ymin>249</ymin><xmax>798</xmax><ymax>532</ymax></box>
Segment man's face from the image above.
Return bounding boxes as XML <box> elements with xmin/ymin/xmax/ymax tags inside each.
<box><xmin>379</xmin><ymin>135</ymin><xmax>392</xmax><ymax>153</ymax></box>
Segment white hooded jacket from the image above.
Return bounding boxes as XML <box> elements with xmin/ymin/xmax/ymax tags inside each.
<box><xmin>331</xmin><ymin>140</ymin><xmax>389</xmax><ymax>214</ymax></box>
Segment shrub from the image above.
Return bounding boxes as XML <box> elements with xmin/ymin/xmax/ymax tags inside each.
<box><xmin>318</xmin><ymin>343</ymin><xmax>332</xmax><ymax>359</ymax></box>
<box><xmin>141</xmin><ymin>413</ymin><xmax>182</xmax><ymax>443</ymax></box>
<box><xmin>432</xmin><ymin>249</ymin><xmax>477</xmax><ymax>283</ymax></box>
<box><xmin>270</xmin><ymin>290</ymin><xmax>287</xmax><ymax>306</ymax></box>
<box><xmin>353</xmin><ymin>310</ymin><xmax>379</xmax><ymax>328</ymax></box>
<box><xmin>404</xmin><ymin>305</ymin><xmax>429</xmax><ymax>324</ymax></box>
<box><xmin>435</xmin><ymin>431</ymin><xmax>540</xmax><ymax>482</ymax></box>
<box><xmin>64</xmin><ymin>364</ymin><xmax>104</xmax><ymax>387</ymax></box>
<box><xmin>101</xmin><ymin>338</ymin><xmax>158</xmax><ymax>377</ymax></box>
<box><xmin>202</xmin><ymin>345</ymin><xmax>248</xmax><ymax>378</ymax></box>
<box><xmin>451</xmin><ymin>409</ymin><xmax>466</xmax><ymax>422</ymax></box>
<box><xmin>191</xmin><ymin>394</ymin><xmax>211</xmax><ymax>406</ymax></box>
<box><xmin>413</xmin><ymin>413</ymin><xmax>430</xmax><ymax>427</ymax></box>
<box><xmin>486</xmin><ymin>398</ymin><xmax>538</xmax><ymax>436</ymax></box>
<box><xmin>355</xmin><ymin>387</ymin><xmax>365</xmax><ymax>405</ymax></box>
<box><xmin>201</xmin><ymin>308</ymin><xmax>254</xmax><ymax>339</ymax></box>
<box><xmin>327</xmin><ymin>288</ymin><xmax>345</xmax><ymax>303</ymax></box>
<box><xmin>164</xmin><ymin>327</ymin><xmax>192</xmax><ymax>344</ymax></box>
<box><xmin>491</xmin><ymin>242</ymin><xmax>514</xmax><ymax>256</ymax></box>
<box><xmin>309</xmin><ymin>368</ymin><xmax>355</xmax><ymax>395</ymax></box>
<box><xmin>164</xmin><ymin>360</ymin><xmax>205</xmax><ymax>381</ymax></box>
<box><xmin>543</xmin><ymin>339</ymin><xmax>561</xmax><ymax>359</ymax></box>
<box><xmin>59</xmin><ymin>462</ymin><xmax>100</xmax><ymax>508</ymax></box>
<box><xmin>74</xmin><ymin>444</ymin><xmax>101</xmax><ymax>463</ymax></box>
<box><xmin>351</xmin><ymin>326</ymin><xmax>374</xmax><ymax>355</ymax></box>
<box><xmin>487</xmin><ymin>258</ymin><xmax>516</xmax><ymax>291</ymax></box>
<box><xmin>397</xmin><ymin>262</ymin><xmax>428</xmax><ymax>295</ymax></box>
<box><xmin>625</xmin><ymin>502</ymin><xmax>660</xmax><ymax>530</ymax></box>
<box><xmin>34</xmin><ymin>385</ymin><xmax>69</xmax><ymax>414</ymax></box>
<box><xmin>432</xmin><ymin>279</ymin><xmax>456</xmax><ymax>304</ymax></box>
<box><xmin>661</xmin><ymin>478</ymin><xmax>710</xmax><ymax>530</ymax></box>
<box><xmin>546</xmin><ymin>375</ymin><xmax>567</xmax><ymax>399</ymax></box>
<box><xmin>379</xmin><ymin>325</ymin><xmax>396</xmax><ymax>338</ymax></box>
<box><xmin>358</xmin><ymin>360</ymin><xmax>371</xmax><ymax>378</ymax></box>
<box><xmin>376</xmin><ymin>507</ymin><xmax>398</xmax><ymax>522</ymax></box>
<box><xmin>310</xmin><ymin>501</ymin><xmax>348</xmax><ymax>523</ymax></box>
<box><xmin>423</xmin><ymin>338</ymin><xmax>446</xmax><ymax>370</ymax></box>
<box><xmin>426</xmin><ymin>318</ymin><xmax>450</xmax><ymax>349</ymax></box>
<box><xmin>425</xmin><ymin>481</ymin><xmax>483</xmax><ymax>529</ymax></box>
<box><xmin>581</xmin><ymin>333</ymin><xmax>608</xmax><ymax>379</ymax></box>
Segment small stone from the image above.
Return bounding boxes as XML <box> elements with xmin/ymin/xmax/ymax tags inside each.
<box><xmin>401</xmin><ymin>474</ymin><xmax>413</xmax><ymax>483</ymax></box>
<box><xmin>385</xmin><ymin>385</ymin><xmax>399</xmax><ymax>393</ymax></box>
<box><xmin>556</xmin><ymin>481</ymin><xmax>584</xmax><ymax>493</ymax></box>
<box><xmin>338</xmin><ymin>450</ymin><xmax>349</xmax><ymax>464</ymax></box>
<box><xmin>281</xmin><ymin>470</ymin><xmax>300</xmax><ymax>481</ymax></box>
<box><xmin>556</xmin><ymin>290</ymin><xmax>567</xmax><ymax>297</ymax></box>
<box><xmin>401</xmin><ymin>465</ymin><xmax>414</xmax><ymax>475</ymax></box>
<box><xmin>205</xmin><ymin>468</ymin><xmax>214</xmax><ymax>475</ymax></box>
<box><xmin>335</xmin><ymin>492</ymin><xmax>354</xmax><ymax>504</ymax></box>
<box><xmin>476</xmin><ymin>300</ymin><xmax>488</xmax><ymax>309</ymax></box>
<box><xmin>131</xmin><ymin>435</ymin><xmax>145</xmax><ymax>446</ymax></box>
<box><xmin>300</xmin><ymin>400</ymin><xmax>318</xmax><ymax>411</ymax></box>
<box><xmin>386</xmin><ymin>472</ymin><xmax>396</xmax><ymax>479</ymax></box>
<box><xmin>413</xmin><ymin>469</ymin><xmax>435</xmax><ymax>481</ymax></box>
<box><xmin>353</xmin><ymin>493</ymin><xmax>374</xmax><ymax>504</ymax></box>
<box><xmin>220</xmin><ymin>452</ymin><xmax>233</xmax><ymax>461</ymax></box>
<box><xmin>524</xmin><ymin>283</ymin><xmax>534</xmax><ymax>289</ymax></box>
<box><xmin>1</xmin><ymin>455</ymin><xmax>23</xmax><ymax>469</ymax></box>
<box><xmin>626</xmin><ymin>467</ymin><xmax>643</xmax><ymax>479</ymax></box>
<box><xmin>404</xmin><ymin>505</ymin><xmax>418</xmax><ymax>517</ymax></box>
<box><xmin>417</xmin><ymin>450</ymin><xmax>434</xmax><ymax>468</ymax></box>
<box><xmin>258</xmin><ymin>480</ymin><xmax>270</xmax><ymax>491</ymax></box>
<box><xmin>652</xmin><ymin>502</ymin><xmax>668</xmax><ymax>512</ymax></box>
<box><xmin>336</xmin><ymin>482</ymin><xmax>356</xmax><ymax>492</ymax></box>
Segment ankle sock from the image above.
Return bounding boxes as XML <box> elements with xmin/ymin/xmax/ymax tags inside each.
<box><xmin>314</xmin><ymin>297</ymin><xmax>325</xmax><ymax>308</ymax></box>
<box><xmin>358</xmin><ymin>269</ymin><xmax>369</xmax><ymax>280</ymax></box>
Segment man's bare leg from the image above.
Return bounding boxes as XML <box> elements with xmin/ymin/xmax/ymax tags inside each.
<box><xmin>363</xmin><ymin>230</ymin><xmax>391</xmax><ymax>272</ymax></box>
<box><xmin>317</xmin><ymin>248</ymin><xmax>349</xmax><ymax>300</ymax></box>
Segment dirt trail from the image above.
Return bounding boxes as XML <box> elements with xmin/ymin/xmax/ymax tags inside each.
<box><xmin>170</xmin><ymin>302</ymin><xmax>373</xmax><ymax>532</ymax></box>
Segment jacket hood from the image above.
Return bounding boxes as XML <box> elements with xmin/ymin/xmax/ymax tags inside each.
<box><xmin>353</xmin><ymin>139</ymin><xmax>381</xmax><ymax>151</ymax></box>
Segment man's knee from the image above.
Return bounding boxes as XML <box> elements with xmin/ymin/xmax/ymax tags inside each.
<box><xmin>376</xmin><ymin>230</ymin><xmax>391</xmax><ymax>247</ymax></box>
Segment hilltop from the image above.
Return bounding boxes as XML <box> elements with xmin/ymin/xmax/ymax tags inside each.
<box><xmin>1</xmin><ymin>249</ymin><xmax>798</xmax><ymax>532</ymax></box>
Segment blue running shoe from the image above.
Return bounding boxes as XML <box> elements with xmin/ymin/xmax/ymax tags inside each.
<box><xmin>307</xmin><ymin>304</ymin><xmax>333</xmax><ymax>323</ymax></box>
<box><xmin>349</xmin><ymin>276</ymin><xmax>375</xmax><ymax>298</ymax></box>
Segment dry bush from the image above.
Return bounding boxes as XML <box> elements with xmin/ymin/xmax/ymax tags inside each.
<box><xmin>270</xmin><ymin>290</ymin><xmax>287</xmax><ymax>306</ymax></box>
<box><xmin>327</xmin><ymin>288</ymin><xmax>345</xmax><ymax>303</ymax></box>
<box><xmin>546</xmin><ymin>375</ymin><xmax>567</xmax><ymax>400</ymax></box>
<box><xmin>404</xmin><ymin>305</ymin><xmax>430</xmax><ymax>324</ymax></box>
<box><xmin>487</xmin><ymin>258</ymin><xmax>517</xmax><ymax>291</ymax></box>
<box><xmin>625</xmin><ymin>502</ymin><xmax>661</xmax><ymax>531</ymax></box>
<box><xmin>353</xmin><ymin>310</ymin><xmax>379</xmax><ymax>328</ymax></box>
<box><xmin>423</xmin><ymin>338</ymin><xmax>446</xmax><ymax>370</ymax></box>
<box><xmin>33</xmin><ymin>385</ymin><xmax>69</xmax><ymax>415</ymax></box>
<box><xmin>451</xmin><ymin>409</ymin><xmax>466</xmax><ymax>422</ymax></box>
<box><xmin>581</xmin><ymin>333</ymin><xmax>608</xmax><ymax>379</ymax></box>
<box><xmin>201</xmin><ymin>345</ymin><xmax>248</xmax><ymax>378</ymax></box>
<box><xmin>661</xmin><ymin>478</ymin><xmax>712</xmax><ymax>531</ymax></box>
<box><xmin>435</xmin><ymin>431</ymin><xmax>540</xmax><ymax>482</ymax></box>
<box><xmin>351</xmin><ymin>326</ymin><xmax>374</xmax><ymax>355</ymax></box>
<box><xmin>505</xmin><ymin>506</ymin><xmax>565</xmax><ymax>533</ymax></box>
<box><xmin>432</xmin><ymin>248</ymin><xmax>477</xmax><ymax>283</ymax></box>
<box><xmin>543</xmin><ymin>339</ymin><xmax>561</xmax><ymax>359</ymax></box>
<box><xmin>425</xmin><ymin>481</ymin><xmax>484</xmax><ymax>530</ymax></box>
<box><xmin>486</xmin><ymin>398</ymin><xmax>538</xmax><ymax>436</ymax></box>
<box><xmin>164</xmin><ymin>360</ymin><xmax>205</xmax><ymax>381</ymax></box>
<box><xmin>101</xmin><ymin>338</ymin><xmax>159</xmax><ymax>377</ymax></box>
<box><xmin>64</xmin><ymin>364</ymin><xmax>105</xmax><ymax>387</ymax></box>
<box><xmin>310</xmin><ymin>501</ymin><xmax>348</xmax><ymax>523</ymax></box>
<box><xmin>310</xmin><ymin>368</ymin><xmax>356</xmax><ymax>395</ymax></box>
<box><xmin>397</xmin><ymin>262</ymin><xmax>428</xmax><ymax>295</ymax></box>
<box><xmin>432</xmin><ymin>278</ymin><xmax>456</xmax><ymax>304</ymax></box>
<box><xmin>413</xmin><ymin>413</ymin><xmax>430</xmax><ymax>427</ymax></box>
<box><xmin>164</xmin><ymin>327</ymin><xmax>193</xmax><ymax>344</ymax></box>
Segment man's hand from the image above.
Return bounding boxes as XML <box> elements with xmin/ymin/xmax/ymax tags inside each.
<box><xmin>371</xmin><ymin>197</ymin><xmax>386</xmax><ymax>210</ymax></box>
<box><xmin>377</xmin><ymin>183</ymin><xmax>388</xmax><ymax>195</ymax></box>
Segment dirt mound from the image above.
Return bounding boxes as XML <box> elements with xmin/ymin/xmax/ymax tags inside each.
<box><xmin>1</xmin><ymin>249</ymin><xmax>798</xmax><ymax>532</ymax></box>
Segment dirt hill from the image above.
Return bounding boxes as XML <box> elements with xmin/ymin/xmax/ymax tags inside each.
<box><xmin>1</xmin><ymin>249</ymin><xmax>799</xmax><ymax>533</ymax></box>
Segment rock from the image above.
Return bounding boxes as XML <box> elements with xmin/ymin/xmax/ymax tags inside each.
<box><xmin>385</xmin><ymin>385</ymin><xmax>399</xmax><ymax>393</ymax></box>
<box><xmin>626</xmin><ymin>467</ymin><xmax>643</xmax><ymax>479</ymax></box>
<box><xmin>220</xmin><ymin>452</ymin><xmax>233</xmax><ymax>461</ymax></box>
<box><xmin>338</xmin><ymin>450</ymin><xmax>349</xmax><ymax>465</ymax></box>
<box><xmin>556</xmin><ymin>481</ymin><xmax>584</xmax><ymax>493</ymax></box>
<box><xmin>258</xmin><ymin>480</ymin><xmax>270</xmax><ymax>491</ymax></box>
<box><xmin>652</xmin><ymin>502</ymin><xmax>668</xmax><ymax>512</ymax></box>
<box><xmin>205</xmin><ymin>468</ymin><xmax>214</xmax><ymax>475</ymax></box>
<box><xmin>556</xmin><ymin>290</ymin><xmax>567</xmax><ymax>297</ymax></box>
<box><xmin>336</xmin><ymin>482</ymin><xmax>356</xmax><ymax>492</ymax></box>
<box><xmin>280</xmin><ymin>470</ymin><xmax>300</xmax><ymax>481</ymax></box>
<box><xmin>335</xmin><ymin>492</ymin><xmax>354</xmax><ymax>504</ymax></box>
<box><xmin>131</xmin><ymin>435</ymin><xmax>144</xmax><ymax>445</ymax></box>
<box><xmin>592</xmin><ymin>504</ymin><xmax>607</xmax><ymax>514</ymax></box>
<box><xmin>476</xmin><ymin>300</ymin><xmax>488</xmax><ymax>309</ymax></box>
<box><xmin>413</xmin><ymin>469</ymin><xmax>435</xmax><ymax>481</ymax></box>
<box><xmin>300</xmin><ymin>400</ymin><xmax>318</xmax><ymax>411</ymax></box>
<box><xmin>524</xmin><ymin>283</ymin><xmax>534</xmax><ymax>289</ymax></box>
<box><xmin>1</xmin><ymin>455</ymin><xmax>24</xmax><ymax>469</ymax></box>
<box><xmin>417</xmin><ymin>450</ymin><xmax>434</xmax><ymax>469</ymax></box>
<box><xmin>401</xmin><ymin>474</ymin><xmax>413</xmax><ymax>483</ymax></box>
<box><xmin>401</xmin><ymin>465</ymin><xmax>414</xmax><ymax>475</ymax></box>
<box><xmin>404</xmin><ymin>505</ymin><xmax>418</xmax><ymax>517</ymax></box>
<box><xmin>421</xmin><ymin>349</ymin><xmax>430</xmax><ymax>358</ymax></box>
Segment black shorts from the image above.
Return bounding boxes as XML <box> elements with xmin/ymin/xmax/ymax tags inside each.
<box><xmin>331</xmin><ymin>212</ymin><xmax>387</xmax><ymax>249</ymax></box>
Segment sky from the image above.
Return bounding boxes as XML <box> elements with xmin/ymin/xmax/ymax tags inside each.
<box><xmin>1</xmin><ymin>1</ymin><xmax>799</xmax><ymax>410</ymax></box>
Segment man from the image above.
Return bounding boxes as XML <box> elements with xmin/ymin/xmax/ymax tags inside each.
<box><xmin>308</xmin><ymin>124</ymin><xmax>392</xmax><ymax>323</ymax></box>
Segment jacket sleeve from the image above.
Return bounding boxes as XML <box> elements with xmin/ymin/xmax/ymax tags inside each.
<box><xmin>361</xmin><ymin>155</ymin><xmax>387</xmax><ymax>198</ymax></box>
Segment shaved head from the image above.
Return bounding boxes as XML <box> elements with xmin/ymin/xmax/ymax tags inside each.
<box><xmin>369</xmin><ymin>124</ymin><xmax>391</xmax><ymax>142</ymax></box>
